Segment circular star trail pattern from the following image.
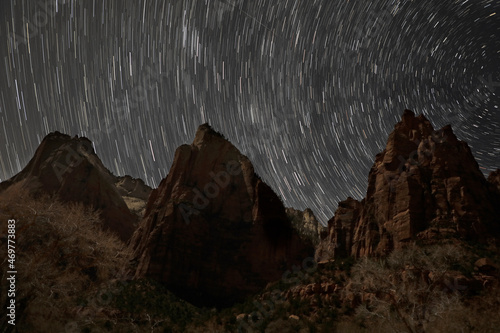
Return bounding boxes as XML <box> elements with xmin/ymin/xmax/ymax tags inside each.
<box><xmin>1</xmin><ymin>0</ymin><xmax>499</xmax><ymax>224</ymax></box>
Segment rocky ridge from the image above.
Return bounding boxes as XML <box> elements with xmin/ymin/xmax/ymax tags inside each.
<box><xmin>114</xmin><ymin>175</ymin><xmax>152</xmax><ymax>219</ymax></box>
<box><xmin>316</xmin><ymin>110</ymin><xmax>500</xmax><ymax>260</ymax></box>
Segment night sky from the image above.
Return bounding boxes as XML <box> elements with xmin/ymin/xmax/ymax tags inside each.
<box><xmin>1</xmin><ymin>0</ymin><xmax>499</xmax><ymax>224</ymax></box>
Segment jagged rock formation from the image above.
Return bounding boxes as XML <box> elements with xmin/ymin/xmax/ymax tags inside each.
<box><xmin>0</xmin><ymin>132</ymin><xmax>137</xmax><ymax>242</ymax></box>
<box><xmin>317</xmin><ymin>110</ymin><xmax>500</xmax><ymax>260</ymax></box>
<box><xmin>115</xmin><ymin>175</ymin><xmax>152</xmax><ymax>219</ymax></box>
<box><xmin>286</xmin><ymin>207</ymin><xmax>325</xmax><ymax>245</ymax></box>
<box><xmin>129</xmin><ymin>123</ymin><xmax>313</xmax><ymax>307</ymax></box>
<box><xmin>316</xmin><ymin>197</ymin><xmax>362</xmax><ymax>261</ymax></box>
<box><xmin>115</xmin><ymin>175</ymin><xmax>151</xmax><ymax>200</ymax></box>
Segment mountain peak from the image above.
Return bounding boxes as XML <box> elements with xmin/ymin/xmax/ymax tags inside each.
<box><xmin>0</xmin><ymin>132</ymin><xmax>136</xmax><ymax>241</ymax></box>
<box><xmin>401</xmin><ymin>108</ymin><xmax>416</xmax><ymax>123</ymax></box>
<box><xmin>317</xmin><ymin>109</ymin><xmax>500</xmax><ymax>259</ymax></box>
<box><xmin>192</xmin><ymin>123</ymin><xmax>229</xmax><ymax>148</ymax></box>
<box><xmin>129</xmin><ymin>122</ymin><xmax>312</xmax><ymax>307</ymax></box>
<box><xmin>398</xmin><ymin>109</ymin><xmax>433</xmax><ymax>131</ymax></box>
<box><xmin>43</xmin><ymin>131</ymin><xmax>94</xmax><ymax>150</ymax></box>
<box><xmin>46</xmin><ymin>130</ymin><xmax>70</xmax><ymax>139</ymax></box>
<box><xmin>382</xmin><ymin>110</ymin><xmax>434</xmax><ymax>170</ymax></box>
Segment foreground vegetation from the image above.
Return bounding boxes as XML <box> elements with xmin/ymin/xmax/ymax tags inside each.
<box><xmin>0</xmin><ymin>184</ymin><xmax>130</xmax><ymax>332</ymax></box>
<box><xmin>1</xmin><ymin>187</ymin><xmax>499</xmax><ymax>332</ymax></box>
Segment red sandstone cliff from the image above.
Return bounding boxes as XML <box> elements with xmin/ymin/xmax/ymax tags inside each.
<box><xmin>129</xmin><ymin>124</ymin><xmax>313</xmax><ymax>307</ymax></box>
<box><xmin>317</xmin><ymin>110</ymin><xmax>500</xmax><ymax>260</ymax></box>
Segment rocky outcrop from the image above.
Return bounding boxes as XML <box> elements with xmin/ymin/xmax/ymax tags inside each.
<box><xmin>115</xmin><ymin>175</ymin><xmax>152</xmax><ymax>219</ymax></box>
<box><xmin>129</xmin><ymin>124</ymin><xmax>313</xmax><ymax>307</ymax></box>
<box><xmin>317</xmin><ymin>110</ymin><xmax>500</xmax><ymax>259</ymax></box>
<box><xmin>488</xmin><ymin>170</ymin><xmax>500</xmax><ymax>192</ymax></box>
<box><xmin>0</xmin><ymin>132</ymin><xmax>137</xmax><ymax>242</ymax></box>
<box><xmin>315</xmin><ymin>197</ymin><xmax>362</xmax><ymax>261</ymax></box>
<box><xmin>475</xmin><ymin>258</ymin><xmax>499</xmax><ymax>276</ymax></box>
<box><xmin>115</xmin><ymin>175</ymin><xmax>152</xmax><ymax>201</ymax></box>
<box><xmin>286</xmin><ymin>207</ymin><xmax>325</xmax><ymax>245</ymax></box>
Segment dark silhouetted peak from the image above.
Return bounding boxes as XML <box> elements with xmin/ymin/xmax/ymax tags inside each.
<box><xmin>129</xmin><ymin>123</ymin><xmax>313</xmax><ymax>307</ymax></box>
<box><xmin>286</xmin><ymin>207</ymin><xmax>325</xmax><ymax>246</ymax></box>
<box><xmin>43</xmin><ymin>131</ymin><xmax>94</xmax><ymax>151</ymax></box>
<box><xmin>192</xmin><ymin>123</ymin><xmax>229</xmax><ymax>149</ymax></box>
<box><xmin>0</xmin><ymin>132</ymin><xmax>136</xmax><ymax>242</ymax></box>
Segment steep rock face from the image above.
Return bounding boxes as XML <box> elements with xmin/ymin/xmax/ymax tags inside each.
<box><xmin>315</xmin><ymin>197</ymin><xmax>362</xmax><ymax>261</ymax></box>
<box><xmin>317</xmin><ymin>110</ymin><xmax>500</xmax><ymax>259</ymax></box>
<box><xmin>129</xmin><ymin>124</ymin><xmax>313</xmax><ymax>307</ymax></box>
<box><xmin>0</xmin><ymin>132</ymin><xmax>136</xmax><ymax>242</ymax></box>
<box><xmin>286</xmin><ymin>207</ymin><xmax>325</xmax><ymax>245</ymax></box>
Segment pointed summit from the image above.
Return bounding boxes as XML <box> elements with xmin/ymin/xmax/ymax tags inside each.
<box><xmin>382</xmin><ymin>109</ymin><xmax>435</xmax><ymax>170</ymax></box>
<box><xmin>129</xmin><ymin>123</ymin><xmax>313</xmax><ymax>307</ymax></box>
<box><xmin>192</xmin><ymin>123</ymin><xmax>230</xmax><ymax>149</ymax></box>
<box><xmin>1</xmin><ymin>132</ymin><xmax>94</xmax><ymax>187</ymax></box>
<box><xmin>0</xmin><ymin>132</ymin><xmax>137</xmax><ymax>242</ymax></box>
<box><xmin>317</xmin><ymin>110</ymin><xmax>500</xmax><ymax>260</ymax></box>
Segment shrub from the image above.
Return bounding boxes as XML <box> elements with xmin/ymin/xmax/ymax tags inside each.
<box><xmin>347</xmin><ymin>244</ymin><xmax>472</xmax><ymax>333</ymax></box>
<box><xmin>0</xmin><ymin>185</ymin><xmax>130</xmax><ymax>331</ymax></box>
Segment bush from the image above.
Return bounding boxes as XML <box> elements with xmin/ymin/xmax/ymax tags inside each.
<box><xmin>347</xmin><ymin>244</ymin><xmax>472</xmax><ymax>333</ymax></box>
<box><xmin>0</xmin><ymin>185</ymin><xmax>131</xmax><ymax>332</ymax></box>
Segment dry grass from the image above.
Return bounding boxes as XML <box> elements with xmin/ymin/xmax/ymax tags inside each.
<box><xmin>122</xmin><ymin>195</ymin><xmax>148</xmax><ymax>220</ymax></box>
<box><xmin>345</xmin><ymin>243</ymin><xmax>499</xmax><ymax>333</ymax></box>
<box><xmin>0</xmin><ymin>184</ymin><xmax>131</xmax><ymax>332</ymax></box>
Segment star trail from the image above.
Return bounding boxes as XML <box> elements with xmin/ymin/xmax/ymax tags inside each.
<box><xmin>1</xmin><ymin>0</ymin><xmax>499</xmax><ymax>224</ymax></box>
